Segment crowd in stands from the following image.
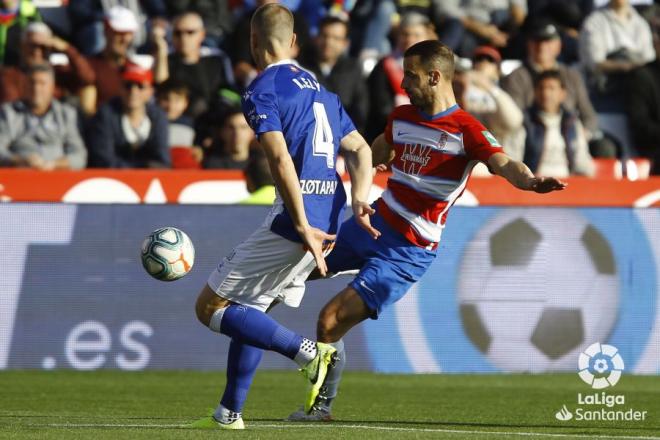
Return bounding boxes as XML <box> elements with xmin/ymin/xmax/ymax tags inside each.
<box><xmin>0</xmin><ymin>0</ymin><xmax>658</xmax><ymax>177</ymax></box>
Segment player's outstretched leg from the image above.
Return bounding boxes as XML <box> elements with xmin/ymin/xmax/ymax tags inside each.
<box><xmin>288</xmin><ymin>338</ymin><xmax>346</xmax><ymax>421</ymax></box>
<box><xmin>290</xmin><ymin>286</ymin><xmax>371</xmax><ymax>420</ymax></box>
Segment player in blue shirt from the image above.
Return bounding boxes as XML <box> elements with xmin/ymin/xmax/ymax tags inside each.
<box><xmin>188</xmin><ymin>4</ymin><xmax>379</xmax><ymax>430</ymax></box>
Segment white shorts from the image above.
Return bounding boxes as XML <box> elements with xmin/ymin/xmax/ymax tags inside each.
<box><xmin>207</xmin><ymin>223</ymin><xmax>316</xmax><ymax>312</ymax></box>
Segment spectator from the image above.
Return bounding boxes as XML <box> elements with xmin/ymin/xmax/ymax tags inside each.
<box><xmin>203</xmin><ymin>107</ymin><xmax>254</xmax><ymax>169</ymax></box>
<box><xmin>434</xmin><ymin>0</ymin><xmax>527</xmax><ymax>57</ymax></box>
<box><xmin>69</xmin><ymin>0</ymin><xmax>167</xmax><ymax>56</ymax></box>
<box><xmin>0</xmin><ymin>0</ymin><xmax>40</xmax><ymax>66</ymax></box>
<box><xmin>88</xmin><ymin>6</ymin><xmax>139</xmax><ymax>109</ymax></box>
<box><xmin>526</xmin><ymin>0</ymin><xmax>594</xmax><ymax>63</ymax></box>
<box><xmin>453</xmin><ymin>46</ymin><xmax>524</xmax><ymax>157</ymax></box>
<box><xmin>365</xmin><ymin>12</ymin><xmax>434</xmax><ymax>142</ymax></box>
<box><xmin>0</xmin><ymin>22</ymin><xmax>96</xmax><ymax>114</ymax></box>
<box><xmin>515</xmin><ymin>70</ymin><xmax>594</xmax><ymax>177</ymax></box>
<box><xmin>240</xmin><ymin>148</ymin><xmax>276</xmax><ymax>205</ymax></box>
<box><xmin>501</xmin><ymin>20</ymin><xmax>616</xmax><ymax>157</ymax></box>
<box><xmin>166</xmin><ymin>0</ymin><xmax>234</xmax><ymax>47</ymax></box>
<box><xmin>87</xmin><ymin>62</ymin><xmax>170</xmax><ymax>168</ymax></box>
<box><xmin>626</xmin><ymin>20</ymin><xmax>660</xmax><ymax>174</ymax></box>
<box><xmin>580</xmin><ymin>0</ymin><xmax>656</xmax><ymax>104</ymax></box>
<box><xmin>0</xmin><ymin>64</ymin><xmax>87</xmax><ymax>169</ymax></box>
<box><xmin>299</xmin><ymin>16</ymin><xmax>368</xmax><ymax>133</ymax></box>
<box><xmin>153</xmin><ymin>11</ymin><xmax>234</xmax><ymax>118</ymax></box>
<box><xmin>156</xmin><ymin>78</ymin><xmax>203</xmax><ymax>168</ymax></box>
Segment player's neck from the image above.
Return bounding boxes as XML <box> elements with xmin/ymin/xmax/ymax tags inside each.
<box><xmin>258</xmin><ymin>46</ymin><xmax>293</xmax><ymax>70</ymax></box>
<box><xmin>420</xmin><ymin>94</ymin><xmax>457</xmax><ymax>117</ymax></box>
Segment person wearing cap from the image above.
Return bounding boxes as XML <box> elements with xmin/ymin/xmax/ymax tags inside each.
<box><xmin>365</xmin><ymin>12</ymin><xmax>434</xmax><ymax>142</ymax></box>
<box><xmin>87</xmin><ymin>5</ymin><xmax>140</xmax><ymax>110</ymax></box>
<box><xmin>453</xmin><ymin>45</ymin><xmax>525</xmax><ymax>165</ymax></box>
<box><xmin>579</xmin><ymin>0</ymin><xmax>656</xmax><ymax>100</ymax></box>
<box><xmin>0</xmin><ymin>63</ymin><xmax>87</xmax><ymax>170</ymax></box>
<box><xmin>500</xmin><ymin>19</ymin><xmax>614</xmax><ymax>157</ymax></box>
<box><xmin>0</xmin><ymin>22</ymin><xmax>96</xmax><ymax>114</ymax></box>
<box><xmin>69</xmin><ymin>0</ymin><xmax>167</xmax><ymax>56</ymax></box>
<box><xmin>86</xmin><ymin>62</ymin><xmax>170</xmax><ymax>168</ymax></box>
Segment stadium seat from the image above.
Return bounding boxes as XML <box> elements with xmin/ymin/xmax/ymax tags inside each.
<box><xmin>592</xmin><ymin>158</ymin><xmax>651</xmax><ymax>180</ymax></box>
<box><xmin>622</xmin><ymin>158</ymin><xmax>651</xmax><ymax>181</ymax></box>
<box><xmin>597</xmin><ymin>113</ymin><xmax>636</xmax><ymax>157</ymax></box>
<box><xmin>170</xmin><ymin>147</ymin><xmax>201</xmax><ymax>169</ymax></box>
<box><xmin>592</xmin><ymin>158</ymin><xmax>620</xmax><ymax>179</ymax></box>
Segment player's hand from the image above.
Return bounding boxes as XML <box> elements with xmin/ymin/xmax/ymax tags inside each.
<box><xmin>352</xmin><ymin>201</ymin><xmax>381</xmax><ymax>240</ymax></box>
<box><xmin>530</xmin><ymin>177</ymin><xmax>567</xmax><ymax>193</ymax></box>
<box><xmin>299</xmin><ymin>226</ymin><xmax>336</xmax><ymax>277</ymax></box>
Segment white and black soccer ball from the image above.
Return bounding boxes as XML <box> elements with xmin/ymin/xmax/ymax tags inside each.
<box><xmin>141</xmin><ymin>227</ymin><xmax>195</xmax><ymax>281</ymax></box>
<box><xmin>457</xmin><ymin>209</ymin><xmax>619</xmax><ymax>372</ymax></box>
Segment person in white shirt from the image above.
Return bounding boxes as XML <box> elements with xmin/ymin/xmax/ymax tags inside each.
<box><xmin>516</xmin><ymin>70</ymin><xmax>594</xmax><ymax>177</ymax></box>
<box><xmin>580</xmin><ymin>0</ymin><xmax>656</xmax><ymax>95</ymax></box>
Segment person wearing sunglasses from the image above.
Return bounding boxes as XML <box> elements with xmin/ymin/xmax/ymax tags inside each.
<box><xmin>86</xmin><ymin>62</ymin><xmax>170</xmax><ymax>169</ymax></box>
<box><xmin>152</xmin><ymin>11</ymin><xmax>234</xmax><ymax>119</ymax></box>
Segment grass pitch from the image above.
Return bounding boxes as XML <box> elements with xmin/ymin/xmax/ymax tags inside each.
<box><xmin>0</xmin><ymin>371</ymin><xmax>658</xmax><ymax>439</ymax></box>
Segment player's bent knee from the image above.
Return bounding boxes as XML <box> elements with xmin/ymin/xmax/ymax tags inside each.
<box><xmin>195</xmin><ymin>285</ymin><xmax>231</xmax><ymax>327</ymax></box>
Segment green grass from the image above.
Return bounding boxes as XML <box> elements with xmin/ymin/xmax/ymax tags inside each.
<box><xmin>0</xmin><ymin>371</ymin><xmax>658</xmax><ymax>439</ymax></box>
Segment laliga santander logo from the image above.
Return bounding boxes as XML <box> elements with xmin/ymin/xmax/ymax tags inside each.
<box><xmin>555</xmin><ymin>343</ymin><xmax>647</xmax><ymax>422</ymax></box>
<box><xmin>578</xmin><ymin>342</ymin><xmax>624</xmax><ymax>389</ymax></box>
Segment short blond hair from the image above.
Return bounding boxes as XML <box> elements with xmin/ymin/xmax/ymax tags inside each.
<box><xmin>251</xmin><ymin>3</ymin><xmax>294</xmax><ymax>48</ymax></box>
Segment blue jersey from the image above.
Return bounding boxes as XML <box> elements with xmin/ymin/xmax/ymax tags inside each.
<box><xmin>242</xmin><ymin>60</ymin><xmax>356</xmax><ymax>242</ymax></box>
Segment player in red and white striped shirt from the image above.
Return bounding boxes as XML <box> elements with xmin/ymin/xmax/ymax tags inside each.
<box><xmin>289</xmin><ymin>39</ymin><xmax>566</xmax><ymax>420</ymax></box>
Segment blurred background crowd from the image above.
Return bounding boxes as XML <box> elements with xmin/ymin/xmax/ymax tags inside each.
<box><xmin>0</xmin><ymin>0</ymin><xmax>658</xmax><ymax>181</ymax></box>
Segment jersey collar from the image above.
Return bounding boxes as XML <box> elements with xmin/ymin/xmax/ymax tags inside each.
<box><xmin>418</xmin><ymin>104</ymin><xmax>460</xmax><ymax>120</ymax></box>
<box><xmin>265</xmin><ymin>59</ymin><xmax>298</xmax><ymax>70</ymax></box>
<box><xmin>264</xmin><ymin>58</ymin><xmax>318</xmax><ymax>80</ymax></box>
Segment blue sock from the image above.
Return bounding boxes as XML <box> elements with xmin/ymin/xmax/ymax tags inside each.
<box><xmin>220</xmin><ymin>340</ymin><xmax>263</xmax><ymax>413</ymax></box>
<box><xmin>220</xmin><ymin>304</ymin><xmax>310</xmax><ymax>361</ymax></box>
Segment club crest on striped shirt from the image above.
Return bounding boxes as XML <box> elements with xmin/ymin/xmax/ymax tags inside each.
<box><xmin>401</xmin><ymin>143</ymin><xmax>432</xmax><ymax>175</ymax></box>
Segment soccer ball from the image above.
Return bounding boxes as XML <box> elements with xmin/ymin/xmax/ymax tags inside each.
<box><xmin>457</xmin><ymin>209</ymin><xmax>619</xmax><ymax>372</ymax></box>
<box><xmin>141</xmin><ymin>227</ymin><xmax>195</xmax><ymax>281</ymax></box>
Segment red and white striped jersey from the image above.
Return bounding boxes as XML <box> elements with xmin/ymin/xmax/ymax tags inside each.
<box><xmin>378</xmin><ymin>104</ymin><xmax>503</xmax><ymax>250</ymax></box>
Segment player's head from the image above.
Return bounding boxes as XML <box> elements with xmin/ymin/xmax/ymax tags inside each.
<box><xmin>250</xmin><ymin>3</ymin><xmax>296</xmax><ymax>69</ymax></box>
<box><xmin>401</xmin><ymin>39</ymin><xmax>455</xmax><ymax>109</ymax></box>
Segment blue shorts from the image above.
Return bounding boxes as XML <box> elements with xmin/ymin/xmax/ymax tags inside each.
<box><xmin>326</xmin><ymin>207</ymin><xmax>436</xmax><ymax>319</ymax></box>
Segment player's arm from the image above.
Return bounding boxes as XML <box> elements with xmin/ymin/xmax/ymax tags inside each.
<box><xmin>487</xmin><ymin>152</ymin><xmax>567</xmax><ymax>193</ymax></box>
<box><xmin>340</xmin><ymin>130</ymin><xmax>381</xmax><ymax>239</ymax></box>
<box><xmin>259</xmin><ymin>131</ymin><xmax>336</xmax><ymax>275</ymax></box>
<box><xmin>371</xmin><ymin>133</ymin><xmax>395</xmax><ymax>167</ymax></box>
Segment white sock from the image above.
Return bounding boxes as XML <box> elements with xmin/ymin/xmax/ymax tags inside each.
<box><xmin>208</xmin><ymin>308</ymin><xmax>226</xmax><ymax>333</ymax></box>
<box><xmin>293</xmin><ymin>338</ymin><xmax>317</xmax><ymax>367</ymax></box>
<box><xmin>213</xmin><ymin>404</ymin><xmax>241</xmax><ymax>424</ymax></box>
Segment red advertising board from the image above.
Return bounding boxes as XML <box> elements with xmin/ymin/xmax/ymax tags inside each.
<box><xmin>0</xmin><ymin>169</ymin><xmax>659</xmax><ymax>207</ymax></box>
